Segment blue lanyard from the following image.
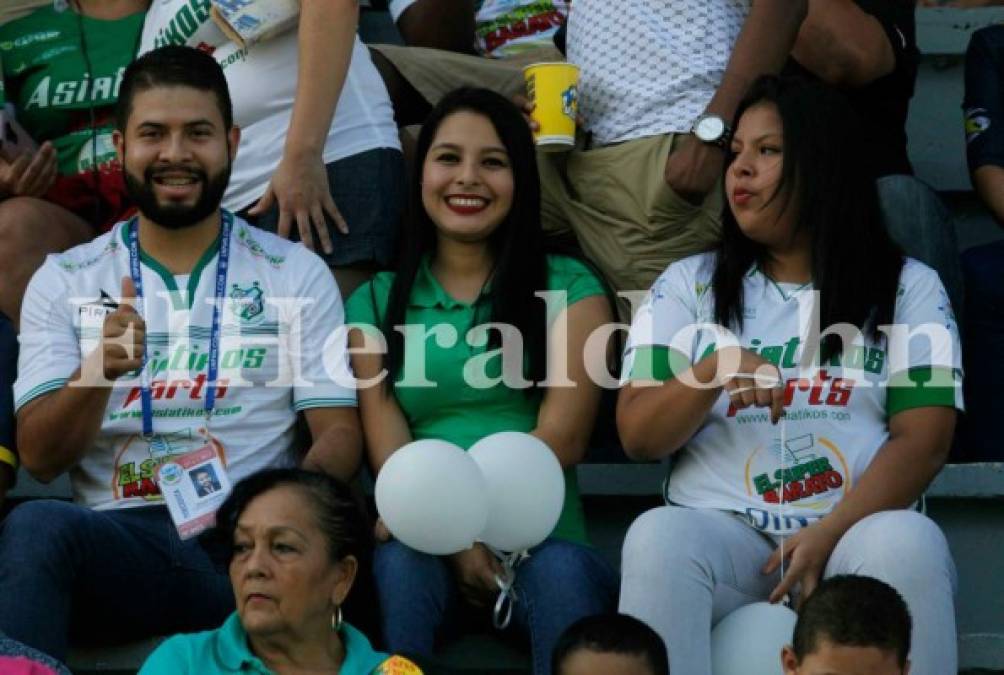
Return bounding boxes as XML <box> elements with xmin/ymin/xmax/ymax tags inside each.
<box><xmin>127</xmin><ymin>212</ymin><xmax>233</xmax><ymax>438</ymax></box>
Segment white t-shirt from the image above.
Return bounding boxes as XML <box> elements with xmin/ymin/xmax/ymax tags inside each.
<box><xmin>388</xmin><ymin>0</ymin><xmax>568</xmax><ymax>58</ymax></box>
<box><xmin>140</xmin><ymin>0</ymin><xmax>400</xmax><ymax>212</ymax></box>
<box><xmin>567</xmin><ymin>0</ymin><xmax>749</xmax><ymax>146</ymax></box>
<box><xmin>622</xmin><ymin>254</ymin><xmax>963</xmax><ymax>535</ymax></box>
<box><xmin>15</xmin><ymin>214</ymin><xmax>357</xmax><ymax>511</ymax></box>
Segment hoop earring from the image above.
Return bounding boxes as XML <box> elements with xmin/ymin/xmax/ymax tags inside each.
<box><xmin>331</xmin><ymin>604</ymin><xmax>343</xmax><ymax>632</ymax></box>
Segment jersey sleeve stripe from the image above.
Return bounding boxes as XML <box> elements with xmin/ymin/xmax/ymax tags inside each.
<box><xmin>14</xmin><ymin>378</ymin><xmax>68</xmax><ymax>412</ymax></box>
<box><xmin>886</xmin><ymin>366</ymin><xmax>962</xmax><ymax>417</ymax></box>
<box><xmin>293</xmin><ymin>398</ymin><xmax>358</xmax><ymax>411</ymax></box>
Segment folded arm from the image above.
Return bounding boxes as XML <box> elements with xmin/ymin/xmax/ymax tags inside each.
<box><xmin>301</xmin><ymin>406</ymin><xmax>364</xmax><ymax>481</ymax></box>
<box><xmin>790</xmin><ymin>0</ymin><xmax>896</xmax><ymax>86</ymax></box>
<box><xmin>16</xmin><ymin>369</ymin><xmax>112</xmax><ymax>483</ymax></box>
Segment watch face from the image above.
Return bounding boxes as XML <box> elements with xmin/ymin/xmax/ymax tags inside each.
<box><xmin>696</xmin><ymin>116</ymin><xmax>725</xmax><ymax>142</ymax></box>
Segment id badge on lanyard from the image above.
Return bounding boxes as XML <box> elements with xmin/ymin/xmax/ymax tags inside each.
<box><xmin>157</xmin><ymin>432</ymin><xmax>232</xmax><ymax>539</ymax></box>
<box><xmin>127</xmin><ymin>214</ymin><xmax>235</xmax><ymax>539</ymax></box>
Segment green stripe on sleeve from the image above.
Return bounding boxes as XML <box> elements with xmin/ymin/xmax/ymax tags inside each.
<box><xmin>294</xmin><ymin>398</ymin><xmax>358</xmax><ymax>411</ymax></box>
<box><xmin>627</xmin><ymin>346</ymin><xmax>691</xmax><ymax>382</ymax></box>
<box><xmin>886</xmin><ymin>366</ymin><xmax>960</xmax><ymax>417</ymax></box>
<box><xmin>15</xmin><ymin>378</ymin><xmax>67</xmax><ymax>411</ymax></box>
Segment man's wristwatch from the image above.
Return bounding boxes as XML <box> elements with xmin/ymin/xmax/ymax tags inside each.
<box><xmin>691</xmin><ymin>113</ymin><xmax>732</xmax><ymax>149</ymax></box>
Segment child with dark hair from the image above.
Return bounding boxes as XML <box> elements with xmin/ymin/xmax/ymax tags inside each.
<box><xmin>782</xmin><ymin>575</ymin><xmax>911</xmax><ymax>675</ymax></box>
<box><xmin>552</xmin><ymin>614</ymin><xmax>669</xmax><ymax>675</ymax></box>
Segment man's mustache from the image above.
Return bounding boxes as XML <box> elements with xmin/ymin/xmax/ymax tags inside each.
<box><xmin>144</xmin><ymin>165</ymin><xmax>209</xmax><ymax>182</ymax></box>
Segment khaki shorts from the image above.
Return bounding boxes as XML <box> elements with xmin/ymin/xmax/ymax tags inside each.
<box><xmin>370</xmin><ymin>43</ymin><xmax>565</xmax><ymax>106</ymax></box>
<box><xmin>538</xmin><ymin>133</ymin><xmax>723</xmax><ymax>320</ymax></box>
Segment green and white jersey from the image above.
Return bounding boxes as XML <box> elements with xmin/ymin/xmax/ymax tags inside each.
<box><xmin>622</xmin><ymin>253</ymin><xmax>963</xmax><ymax>535</ymax></box>
<box><xmin>15</xmin><ymin>213</ymin><xmax>356</xmax><ymax>511</ymax></box>
<box><xmin>0</xmin><ymin>6</ymin><xmax>143</xmax><ymax>180</ymax></box>
<box><xmin>0</xmin><ymin>5</ymin><xmax>142</xmax><ymax>226</ymax></box>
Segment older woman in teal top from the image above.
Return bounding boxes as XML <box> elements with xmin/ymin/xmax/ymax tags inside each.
<box><xmin>140</xmin><ymin>469</ymin><xmax>399</xmax><ymax>675</ymax></box>
<box><xmin>345</xmin><ymin>88</ymin><xmax>619</xmax><ymax>675</ymax></box>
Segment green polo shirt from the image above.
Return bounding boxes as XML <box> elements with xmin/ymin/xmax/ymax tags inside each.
<box><xmin>346</xmin><ymin>254</ymin><xmax>607</xmax><ymax>544</ymax></box>
<box><xmin>139</xmin><ymin>612</ymin><xmax>390</xmax><ymax>675</ymax></box>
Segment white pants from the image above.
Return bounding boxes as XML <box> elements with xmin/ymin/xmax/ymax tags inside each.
<box><xmin>619</xmin><ymin>507</ymin><xmax>957</xmax><ymax>675</ymax></box>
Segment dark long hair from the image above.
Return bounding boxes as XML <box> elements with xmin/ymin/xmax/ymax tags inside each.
<box><xmin>712</xmin><ymin>76</ymin><xmax>903</xmax><ymax>359</ymax></box>
<box><xmin>380</xmin><ymin>87</ymin><xmax>549</xmax><ymax>389</ymax></box>
<box><xmin>212</xmin><ymin>469</ymin><xmax>378</xmax><ymax>637</ymax></box>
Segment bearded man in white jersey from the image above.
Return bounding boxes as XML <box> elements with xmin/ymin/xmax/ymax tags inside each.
<box><xmin>0</xmin><ymin>45</ymin><xmax>363</xmax><ymax>661</ymax></box>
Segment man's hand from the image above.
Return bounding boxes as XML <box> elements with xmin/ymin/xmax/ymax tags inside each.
<box><xmin>450</xmin><ymin>543</ymin><xmax>504</xmax><ymax>608</ymax></box>
<box><xmin>664</xmin><ymin>135</ymin><xmax>725</xmax><ymax>206</ymax></box>
<box><xmin>513</xmin><ymin>94</ymin><xmax>541</xmax><ymax>133</ymax></box>
<box><xmin>247</xmin><ymin>150</ymin><xmax>346</xmax><ymax>255</ymax></box>
<box><xmin>98</xmin><ymin>276</ymin><xmax>146</xmax><ymax>381</ymax></box>
<box><xmin>0</xmin><ymin>142</ymin><xmax>58</xmax><ymax>198</ymax></box>
<box><xmin>512</xmin><ymin>94</ymin><xmax>586</xmax><ymax>135</ymax></box>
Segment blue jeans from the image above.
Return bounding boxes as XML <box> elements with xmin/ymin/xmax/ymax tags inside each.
<box><xmin>877</xmin><ymin>175</ymin><xmax>965</xmax><ymax>319</ymax></box>
<box><xmin>0</xmin><ymin>501</ymin><xmax>234</xmax><ymax>660</ymax></box>
<box><xmin>374</xmin><ymin>538</ymin><xmax>619</xmax><ymax>675</ymax></box>
<box><xmin>958</xmin><ymin>240</ymin><xmax>1004</xmax><ymax>461</ymax></box>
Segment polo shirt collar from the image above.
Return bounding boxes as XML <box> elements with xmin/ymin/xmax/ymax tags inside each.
<box><xmin>215</xmin><ymin>612</ymin><xmax>385</xmax><ymax>674</ymax></box>
<box><xmin>341</xmin><ymin>623</ymin><xmax>385</xmax><ymax>673</ymax></box>
<box><xmin>410</xmin><ymin>255</ymin><xmax>491</xmax><ymax>310</ymax></box>
<box><xmin>216</xmin><ymin>612</ymin><xmax>264</xmax><ymax>672</ymax></box>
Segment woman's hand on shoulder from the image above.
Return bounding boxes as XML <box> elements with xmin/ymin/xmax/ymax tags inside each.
<box><xmin>716</xmin><ymin>346</ymin><xmax>786</xmax><ymax>424</ymax></box>
<box><xmin>247</xmin><ymin>149</ymin><xmax>347</xmax><ymax>255</ymax></box>
<box><xmin>449</xmin><ymin>543</ymin><xmax>504</xmax><ymax>608</ymax></box>
<box><xmin>0</xmin><ymin>142</ymin><xmax>57</xmax><ymax>198</ymax></box>
<box><xmin>762</xmin><ymin>518</ymin><xmax>843</xmax><ymax>608</ymax></box>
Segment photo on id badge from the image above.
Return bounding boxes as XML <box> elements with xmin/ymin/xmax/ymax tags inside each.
<box><xmin>190</xmin><ymin>462</ymin><xmax>223</xmax><ymax>498</ymax></box>
<box><xmin>156</xmin><ymin>433</ymin><xmax>232</xmax><ymax>539</ymax></box>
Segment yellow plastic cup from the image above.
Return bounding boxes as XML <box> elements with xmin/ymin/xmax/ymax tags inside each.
<box><xmin>523</xmin><ymin>62</ymin><xmax>579</xmax><ymax>152</ymax></box>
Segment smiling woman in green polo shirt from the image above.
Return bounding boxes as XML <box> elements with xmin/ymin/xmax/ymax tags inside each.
<box><xmin>345</xmin><ymin>87</ymin><xmax>618</xmax><ymax>675</ymax></box>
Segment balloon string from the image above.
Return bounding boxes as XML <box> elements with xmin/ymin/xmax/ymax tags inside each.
<box><xmin>735</xmin><ymin>369</ymin><xmax>789</xmax><ymax>598</ymax></box>
<box><xmin>486</xmin><ymin>545</ymin><xmax>529</xmax><ymax>630</ymax></box>
<box><xmin>779</xmin><ymin>411</ymin><xmax>787</xmax><ymax>586</ymax></box>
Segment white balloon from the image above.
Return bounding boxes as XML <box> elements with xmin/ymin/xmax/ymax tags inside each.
<box><xmin>375</xmin><ymin>439</ymin><xmax>488</xmax><ymax>556</ymax></box>
<box><xmin>468</xmin><ymin>431</ymin><xmax>565</xmax><ymax>552</ymax></box>
<box><xmin>711</xmin><ymin>602</ymin><xmax>797</xmax><ymax>675</ymax></box>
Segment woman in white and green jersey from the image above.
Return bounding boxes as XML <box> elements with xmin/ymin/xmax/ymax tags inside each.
<box><xmin>617</xmin><ymin>76</ymin><xmax>962</xmax><ymax>675</ymax></box>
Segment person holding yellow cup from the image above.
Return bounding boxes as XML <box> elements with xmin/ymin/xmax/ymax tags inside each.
<box><xmin>523</xmin><ymin>62</ymin><xmax>580</xmax><ymax>151</ymax></box>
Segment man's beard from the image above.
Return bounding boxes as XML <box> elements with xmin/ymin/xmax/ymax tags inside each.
<box><xmin>124</xmin><ymin>159</ymin><xmax>231</xmax><ymax>230</ymax></box>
